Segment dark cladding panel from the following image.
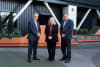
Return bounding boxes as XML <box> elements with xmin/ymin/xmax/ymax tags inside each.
<box><xmin>67</xmin><ymin>0</ymin><xmax>100</xmax><ymax>6</ymax></box>
<box><xmin>62</xmin><ymin>0</ymin><xmax>100</xmax><ymax>9</ymax></box>
<box><xmin>38</xmin><ymin>0</ymin><xmax>66</xmax><ymax>5</ymax></box>
<box><xmin>0</xmin><ymin>0</ymin><xmax>62</xmax><ymax>35</ymax></box>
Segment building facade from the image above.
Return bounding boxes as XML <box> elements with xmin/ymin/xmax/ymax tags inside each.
<box><xmin>0</xmin><ymin>0</ymin><xmax>100</xmax><ymax>35</ymax></box>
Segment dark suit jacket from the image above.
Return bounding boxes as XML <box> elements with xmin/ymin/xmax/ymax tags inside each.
<box><xmin>60</xmin><ymin>19</ymin><xmax>74</xmax><ymax>39</ymax></box>
<box><xmin>28</xmin><ymin>20</ymin><xmax>41</xmax><ymax>41</ymax></box>
<box><xmin>45</xmin><ymin>24</ymin><xmax>58</xmax><ymax>42</ymax></box>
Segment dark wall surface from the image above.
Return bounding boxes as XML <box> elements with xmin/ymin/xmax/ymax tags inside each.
<box><xmin>62</xmin><ymin>0</ymin><xmax>100</xmax><ymax>9</ymax></box>
<box><xmin>0</xmin><ymin>0</ymin><xmax>63</xmax><ymax>36</ymax></box>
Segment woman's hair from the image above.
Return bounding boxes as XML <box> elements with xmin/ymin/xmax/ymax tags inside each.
<box><xmin>48</xmin><ymin>17</ymin><xmax>56</xmax><ymax>25</ymax></box>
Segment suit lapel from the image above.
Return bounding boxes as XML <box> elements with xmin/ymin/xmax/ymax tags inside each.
<box><xmin>32</xmin><ymin>21</ymin><xmax>37</xmax><ymax>32</ymax></box>
<box><xmin>51</xmin><ymin>25</ymin><xmax>54</xmax><ymax>33</ymax></box>
<box><xmin>62</xmin><ymin>20</ymin><xmax>70</xmax><ymax>32</ymax></box>
<box><xmin>37</xmin><ymin>22</ymin><xmax>39</xmax><ymax>31</ymax></box>
<box><xmin>64</xmin><ymin>19</ymin><xmax>70</xmax><ymax>28</ymax></box>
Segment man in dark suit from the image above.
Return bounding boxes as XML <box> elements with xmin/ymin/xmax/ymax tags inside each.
<box><xmin>60</xmin><ymin>14</ymin><xmax>74</xmax><ymax>63</ymax></box>
<box><xmin>27</xmin><ymin>13</ymin><xmax>41</xmax><ymax>63</ymax></box>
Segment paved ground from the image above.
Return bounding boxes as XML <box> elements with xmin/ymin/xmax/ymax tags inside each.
<box><xmin>0</xmin><ymin>44</ymin><xmax>100</xmax><ymax>67</ymax></box>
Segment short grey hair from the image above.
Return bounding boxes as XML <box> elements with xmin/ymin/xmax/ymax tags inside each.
<box><xmin>33</xmin><ymin>12</ymin><xmax>39</xmax><ymax>16</ymax></box>
<box><xmin>63</xmin><ymin>13</ymin><xmax>68</xmax><ymax>16</ymax></box>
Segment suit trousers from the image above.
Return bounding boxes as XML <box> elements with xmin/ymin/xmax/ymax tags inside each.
<box><xmin>28</xmin><ymin>39</ymin><xmax>38</xmax><ymax>61</ymax></box>
<box><xmin>61</xmin><ymin>38</ymin><xmax>71</xmax><ymax>60</ymax></box>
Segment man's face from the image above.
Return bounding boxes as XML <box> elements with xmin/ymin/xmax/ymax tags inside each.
<box><xmin>33</xmin><ymin>14</ymin><xmax>39</xmax><ymax>21</ymax></box>
<box><xmin>63</xmin><ymin>14</ymin><xmax>68</xmax><ymax>21</ymax></box>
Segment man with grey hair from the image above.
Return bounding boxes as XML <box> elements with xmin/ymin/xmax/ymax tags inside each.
<box><xmin>27</xmin><ymin>12</ymin><xmax>41</xmax><ymax>63</ymax></box>
<box><xmin>59</xmin><ymin>13</ymin><xmax>74</xmax><ymax>63</ymax></box>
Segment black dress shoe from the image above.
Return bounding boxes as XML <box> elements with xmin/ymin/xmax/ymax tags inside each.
<box><xmin>48</xmin><ymin>57</ymin><xmax>54</xmax><ymax>62</ymax></box>
<box><xmin>49</xmin><ymin>59</ymin><xmax>54</xmax><ymax>62</ymax></box>
<box><xmin>33</xmin><ymin>58</ymin><xmax>40</xmax><ymax>60</ymax></box>
<box><xmin>48</xmin><ymin>56</ymin><xmax>51</xmax><ymax>60</ymax></box>
<box><xmin>28</xmin><ymin>60</ymin><xmax>32</xmax><ymax>63</ymax></box>
<box><xmin>48</xmin><ymin>58</ymin><xmax>51</xmax><ymax>61</ymax></box>
<box><xmin>65</xmin><ymin>59</ymin><xmax>71</xmax><ymax>63</ymax></box>
<box><xmin>52</xmin><ymin>58</ymin><xmax>55</xmax><ymax>61</ymax></box>
<box><xmin>59</xmin><ymin>58</ymin><xmax>66</xmax><ymax>61</ymax></box>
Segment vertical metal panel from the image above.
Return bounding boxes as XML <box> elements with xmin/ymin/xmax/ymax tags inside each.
<box><xmin>0</xmin><ymin>0</ymin><xmax>62</xmax><ymax>36</ymax></box>
<box><xmin>0</xmin><ymin>2</ymin><xmax>1</xmax><ymax>9</ymax></box>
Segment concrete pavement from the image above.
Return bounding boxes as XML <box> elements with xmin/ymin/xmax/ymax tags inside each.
<box><xmin>0</xmin><ymin>44</ymin><xmax>100</xmax><ymax>67</ymax></box>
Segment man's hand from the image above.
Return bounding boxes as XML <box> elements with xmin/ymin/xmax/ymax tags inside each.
<box><xmin>37</xmin><ymin>33</ymin><xmax>41</xmax><ymax>37</ymax></box>
<box><xmin>62</xmin><ymin>34</ymin><xmax>65</xmax><ymax>38</ymax></box>
<box><xmin>48</xmin><ymin>36</ymin><xmax>52</xmax><ymax>40</ymax></box>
